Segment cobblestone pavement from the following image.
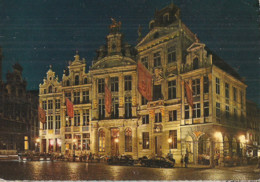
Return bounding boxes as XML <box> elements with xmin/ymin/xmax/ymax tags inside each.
<box><xmin>0</xmin><ymin>161</ymin><xmax>259</xmax><ymax>181</ymax></box>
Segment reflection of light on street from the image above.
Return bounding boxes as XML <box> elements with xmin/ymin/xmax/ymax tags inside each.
<box><xmin>161</xmin><ymin>168</ymin><xmax>175</xmax><ymax>180</ymax></box>
<box><xmin>109</xmin><ymin>166</ymin><xmax>122</xmax><ymax>180</ymax></box>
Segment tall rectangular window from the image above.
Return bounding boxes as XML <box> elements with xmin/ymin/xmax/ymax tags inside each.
<box><xmin>234</xmin><ymin>108</ymin><xmax>237</xmax><ymax>120</ymax></box>
<box><xmin>111</xmin><ymin>77</ymin><xmax>119</xmax><ymax>92</ymax></box>
<box><xmin>125</xmin><ymin>96</ymin><xmax>132</xmax><ymax>118</ymax></box>
<box><xmin>43</xmin><ymin>123</ymin><xmax>47</xmax><ymax>130</ymax></box>
<box><xmin>55</xmin><ymin>115</ymin><xmax>61</xmax><ymax>129</ymax></box>
<box><xmin>216</xmin><ymin>102</ymin><xmax>221</xmax><ymax>118</ymax></box>
<box><xmin>55</xmin><ymin>99</ymin><xmax>60</xmax><ymax>109</ymax></box>
<box><xmin>216</xmin><ymin>77</ymin><xmax>220</xmax><ymax>94</ymax></box>
<box><xmin>185</xmin><ymin>105</ymin><xmax>189</xmax><ymax>119</ymax></box>
<box><xmin>74</xmin><ymin>111</ymin><xmax>80</xmax><ymax>126</ymax></box>
<box><xmin>98</xmin><ymin>79</ymin><xmax>105</xmax><ymax>93</ymax></box>
<box><xmin>141</xmin><ymin>56</ymin><xmax>148</xmax><ymax>68</ymax></box>
<box><xmin>48</xmin><ymin>100</ymin><xmax>53</xmax><ymax>109</ymax></box>
<box><xmin>167</xmin><ymin>46</ymin><xmax>176</xmax><ymax>63</ymax></box>
<box><xmin>225</xmin><ymin>83</ymin><xmax>229</xmax><ymax>99</ymax></box>
<box><xmin>83</xmin><ymin>110</ymin><xmax>90</xmax><ymax>126</ymax></box>
<box><xmin>48</xmin><ymin>116</ymin><xmax>53</xmax><ymax>129</ymax></box>
<box><xmin>83</xmin><ymin>91</ymin><xmax>89</xmax><ymax>103</ymax></box>
<box><xmin>169</xmin><ymin>110</ymin><xmax>177</xmax><ymax>121</ymax></box>
<box><xmin>155</xmin><ymin>113</ymin><xmax>162</xmax><ymax>123</ymax></box>
<box><xmin>142</xmin><ymin>132</ymin><xmax>149</xmax><ymax>149</ymax></box>
<box><xmin>192</xmin><ymin>79</ymin><xmax>200</xmax><ymax>96</ymax></box>
<box><xmin>42</xmin><ymin>101</ymin><xmax>47</xmax><ymax>110</ymax></box>
<box><xmin>168</xmin><ymin>80</ymin><xmax>176</xmax><ymax>99</ymax></box>
<box><xmin>153</xmin><ymin>52</ymin><xmax>161</xmax><ymax>67</ymax></box>
<box><xmin>192</xmin><ymin>103</ymin><xmax>201</xmax><ymax>118</ymax></box>
<box><xmin>74</xmin><ymin>91</ymin><xmax>80</xmax><ymax>104</ymax></box>
<box><xmin>204</xmin><ymin>102</ymin><xmax>209</xmax><ymax>117</ymax></box>
<box><xmin>112</xmin><ymin>97</ymin><xmax>119</xmax><ymax>119</ymax></box>
<box><xmin>241</xmin><ymin>91</ymin><xmax>244</xmax><ymax>109</ymax></box>
<box><xmin>225</xmin><ymin>105</ymin><xmax>230</xmax><ymax>119</ymax></box>
<box><xmin>65</xmin><ymin>92</ymin><xmax>71</xmax><ymax>101</ymax></box>
<box><xmin>153</xmin><ymin>84</ymin><xmax>162</xmax><ymax>101</ymax></box>
<box><xmin>124</xmin><ymin>75</ymin><xmax>132</xmax><ymax>91</ymax></box>
<box><xmin>141</xmin><ymin>96</ymin><xmax>148</xmax><ymax>105</ymax></box>
<box><xmin>142</xmin><ymin>115</ymin><xmax>149</xmax><ymax>124</ymax></box>
<box><xmin>169</xmin><ymin>130</ymin><xmax>177</xmax><ymax>149</ymax></box>
<box><xmin>233</xmin><ymin>87</ymin><xmax>237</xmax><ymax>102</ymax></box>
<box><xmin>99</xmin><ymin>98</ymin><xmax>105</xmax><ymax>119</ymax></box>
<box><xmin>203</xmin><ymin>76</ymin><xmax>209</xmax><ymax>94</ymax></box>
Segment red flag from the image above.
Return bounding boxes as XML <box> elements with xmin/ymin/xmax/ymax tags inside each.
<box><xmin>38</xmin><ymin>106</ymin><xmax>46</xmax><ymax>124</ymax></box>
<box><xmin>184</xmin><ymin>81</ymin><xmax>193</xmax><ymax>108</ymax></box>
<box><xmin>138</xmin><ymin>61</ymin><xmax>152</xmax><ymax>101</ymax></box>
<box><xmin>66</xmin><ymin>98</ymin><xmax>74</xmax><ymax>118</ymax></box>
<box><xmin>105</xmin><ymin>84</ymin><xmax>112</xmax><ymax>114</ymax></box>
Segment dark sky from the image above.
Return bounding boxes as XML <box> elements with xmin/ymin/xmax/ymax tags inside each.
<box><xmin>0</xmin><ymin>0</ymin><xmax>259</xmax><ymax>105</ymax></box>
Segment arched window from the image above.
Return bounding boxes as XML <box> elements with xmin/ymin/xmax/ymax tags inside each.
<box><xmin>66</xmin><ymin>80</ymin><xmax>70</xmax><ymax>86</ymax></box>
<box><xmin>99</xmin><ymin>129</ymin><xmax>105</xmax><ymax>152</ymax></box>
<box><xmin>48</xmin><ymin>86</ymin><xmax>52</xmax><ymax>93</ymax></box>
<box><xmin>193</xmin><ymin>58</ymin><xmax>199</xmax><ymax>70</ymax></box>
<box><xmin>125</xmin><ymin>128</ymin><xmax>132</xmax><ymax>152</ymax></box>
<box><xmin>75</xmin><ymin>75</ymin><xmax>79</xmax><ymax>85</ymax></box>
<box><xmin>84</xmin><ymin>78</ymin><xmax>87</xmax><ymax>84</ymax></box>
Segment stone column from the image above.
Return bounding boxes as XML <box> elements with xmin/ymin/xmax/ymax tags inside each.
<box><xmin>194</xmin><ymin>140</ymin><xmax>198</xmax><ymax>165</ymax></box>
<box><xmin>210</xmin><ymin>140</ymin><xmax>215</xmax><ymax>168</ymax></box>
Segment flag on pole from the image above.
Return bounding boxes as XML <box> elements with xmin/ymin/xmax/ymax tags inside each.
<box><xmin>38</xmin><ymin>106</ymin><xmax>46</xmax><ymax>124</ymax></box>
<box><xmin>105</xmin><ymin>84</ymin><xmax>112</xmax><ymax>114</ymax></box>
<box><xmin>184</xmin><ymin>81</ymin><xmax>193</xmax><ymax>108</ymax></box>
<box><xmin>66</xmin><ymin>98</ymin><xmax>74</xmax><ymax>118</ymax></box>
<box><xmin>137</xmin><ymin>61</ymin><xmax>152</xmax><ymax>101</ymax></box>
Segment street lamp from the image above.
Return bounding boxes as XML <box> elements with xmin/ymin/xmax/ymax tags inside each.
<box><xmin>115</xmin><ymin>138</ymin><xmax>119</xmax><ymax>156</ymax></box>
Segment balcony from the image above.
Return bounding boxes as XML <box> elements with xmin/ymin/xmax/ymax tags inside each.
<box><xmin>147</xmin><ymin>100</ymin><xmax>164</xmax><ymax>108</ymax></box>
<box><xmin>65</xmin><ymin>127</ymin><xmax>71</xmax><ymax>132</ymax></box>
<box><xmin>73</xmin><ymin>126</ymin><xmax>80</xmax><ymax>132</ymax></box>
<box><xmin>82</xmin><ymin>126</ymin><xmax>89</xmax><ymax>132</ymax></box>
<box><xmin>55</xmin><ymin>129</ymin><xmax>60</xmax><ymax>135</ymax></box>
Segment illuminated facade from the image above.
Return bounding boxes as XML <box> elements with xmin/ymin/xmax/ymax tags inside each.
<box><xmin>38</xmin><ymin>3</ymin><xmax>258</xmax><ymax>165</ymax></box>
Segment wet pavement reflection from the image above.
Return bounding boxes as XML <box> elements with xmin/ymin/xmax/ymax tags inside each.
<box><xmin>0</xmin><ymin>161</ymin><xmax>259</xmax><ymax>180</ymax></box>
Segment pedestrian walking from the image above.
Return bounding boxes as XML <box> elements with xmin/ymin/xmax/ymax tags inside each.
<box><xmin>184</xmin><ymin>153</ymin><xmax>188</xmax><ymax>168</ymax></box>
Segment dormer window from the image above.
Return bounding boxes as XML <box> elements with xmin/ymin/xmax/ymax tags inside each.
<box><xmin>163</xmin><ymin>13</ymin><xmax>169</xmax><ymax>23</ymax></box>
<box><xmin>66</xmin><ymin>80</ymin><xmax>70</xmax><ymax>86</ymax></box>
<box><xmin>149</xmin><ymin>20</ymin><xmax>155</xmax><ymax>30</ymax></box>
<box><xmin>193</xmin><ymin>57</ymin><xmax>199</xmax><ymax>70</ymax></box>
<box><xmin>48</xmin><ymin>86</ymin><xmax>52</xmax><ymax>93</ymax></box>
<box><xmin>75</xmin><ymin>75</ymin><xmax>79</xmax><ymax>85</ymax></box>
<box><xmin>153</xmin><ymin>32</ymin><xmax>159</xmax><ymax>39</ymax></box>
<box><xmin>84</xmin><ymin>78</ymin><xmax>87</xmax><ymax>84</ymax></box>
<box><xmin>49</xmin><ymin>77</ymin><xmax>52</xmax><ymax>80</ymax></box>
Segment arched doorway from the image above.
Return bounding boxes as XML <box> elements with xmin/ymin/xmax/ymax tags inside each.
<box><xmin>198</xmin><ymin>134</ymin><xmax>210</xmax><ymax>165</ymax></box>
<box><xmin>111</xmin><ymin>128</ymin><xmax>119</xmax><ymax>156</ymax></box>
<box><xmin>185</xmin><ymin>136</ymin><xmax>194</xmax><ymax>163</ymax></box>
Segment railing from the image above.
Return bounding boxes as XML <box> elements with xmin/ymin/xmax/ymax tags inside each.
<box><xmin>82</xmin><ymin>126</ymin><xmax>89</xmax><ymax>132</ymax></box>
<box><xmin>65</xmin><ymin>127</ymin><xmax>71</xmax><ymax>132</ymax></box>
<box><xmin>73</xmin><ymin>126</ymin><xmax>80</xmax><ymax>132</ymax></box>
<box><xmin>55</xmin><ymin>129</ymin><xmax>60</xmax><ymax>135</ymax></box>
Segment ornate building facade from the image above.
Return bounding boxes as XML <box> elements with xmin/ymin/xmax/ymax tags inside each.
<box><xmin>38</xmin><ymin>3</ymin><xmax>259</xmax><ymax>165</ymax></box>
<box><xmin>0</xmin><ymin>50</ymin><xmax>39</xmax><ymax>152</ymax></box>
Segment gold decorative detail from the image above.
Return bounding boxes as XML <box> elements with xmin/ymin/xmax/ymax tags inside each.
<box><xmin>193</xmin><ymin>131</ymin><xmax>203</xmax><ymax>138</ymax></box>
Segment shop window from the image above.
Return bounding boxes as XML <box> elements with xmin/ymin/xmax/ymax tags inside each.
<box><xmin>125</xmin><ymin>128</ymin><xmax>132</xmax><ymax>152</ymax></box>
<box><xmin>169</xmin><ymin>130</ymin><xmax>177</xmax><ymax>149</ymax></box>
<box><xmin>142</xmin><ymin>132</ymin><xmax>149</xmax><ymax>149</ymax></box>
<box><xmin>99</xmin><ymin>129</ymin><xmax>105</xmax><ymax>152</ymax></box>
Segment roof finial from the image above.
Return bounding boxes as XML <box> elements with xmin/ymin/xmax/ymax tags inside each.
<box><xmin>74</xmin><ymin>50</ymin><xmax>80</xmax><ymax>61</ymax></box>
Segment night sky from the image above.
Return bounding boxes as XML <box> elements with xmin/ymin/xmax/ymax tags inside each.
<box><xmin>0</xmin><ymin>0</ymin><xmax>259</xmax><ymax>105</ymax></box>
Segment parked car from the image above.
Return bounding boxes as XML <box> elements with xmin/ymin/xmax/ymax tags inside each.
<box><xmin>140</xmin><ymin>156</ymin><xmax>174</xmax><ymax>168</ymax></box>
<box><xmin>107</xmin><ymin>155</ymin><xmax>134</xmax><ymax>166</ymax></box>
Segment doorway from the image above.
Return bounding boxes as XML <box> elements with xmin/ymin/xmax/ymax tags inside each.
<box><xmin>111</xmin><ymin>128</ymin><xmax>119</xmax><ymax>156</ymax></box>
<box><xmin>42</xmin><ymin>139</ymin><xmax>46</xmax><ymax>153</ymax></box>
